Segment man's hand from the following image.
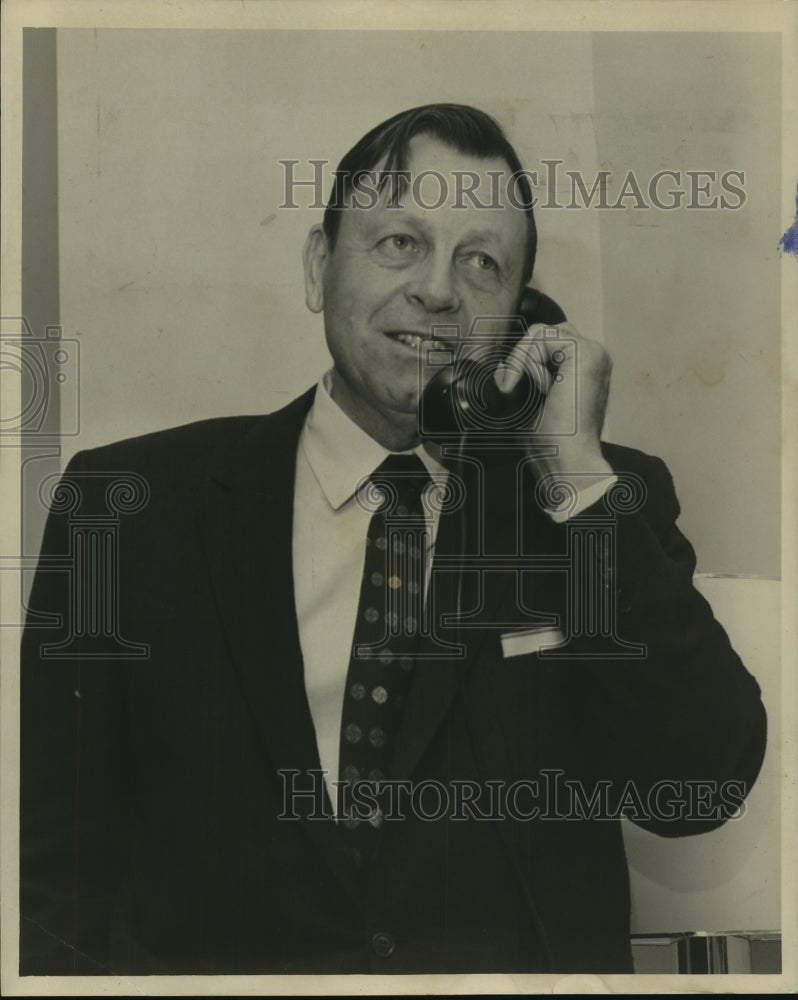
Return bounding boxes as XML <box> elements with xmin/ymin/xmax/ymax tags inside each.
<box><xmin>497</xmin><ymin>321</ymin><xmax>615</xmax><ymax>482</ymax></box>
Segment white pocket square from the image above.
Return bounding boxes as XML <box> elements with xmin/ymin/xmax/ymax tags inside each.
<box><xmin>500</xmin><ymin>627</ymin><xmax>565</xmax><ymax>658</ymax></box>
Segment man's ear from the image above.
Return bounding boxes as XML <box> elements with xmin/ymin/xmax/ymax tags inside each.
<box><xmin>302</xmin><ymin>224</ymin><xmax>328</xmax><ymax>314</ymax></box>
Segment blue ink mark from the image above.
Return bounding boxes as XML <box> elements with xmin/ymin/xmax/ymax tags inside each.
<box><xmin>778</xmin><ymin>184</ymin><xmax>798</xmax><ymax>258</ymax></box>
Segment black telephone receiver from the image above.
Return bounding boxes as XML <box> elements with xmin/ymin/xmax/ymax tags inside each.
<box><xmin>418</xmin><ymin>287</ymin><xmax>567</xmax><ymax>440</ymax></box>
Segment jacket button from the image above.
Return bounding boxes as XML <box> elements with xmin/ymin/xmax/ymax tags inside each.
<box><xmin>371</xmin><ymin>932</ymin><xmax>395</xmax><ymax>957</ymax></box>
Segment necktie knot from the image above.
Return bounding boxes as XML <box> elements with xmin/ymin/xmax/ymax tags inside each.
<box><xmin>369</xmin><ymin>453</ymin><xmax>431</xmax><ymax>520</ymax></box>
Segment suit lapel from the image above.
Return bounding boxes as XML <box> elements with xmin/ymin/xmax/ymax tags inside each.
<box><xmin>200</xmin><ymin>389</ymin><xmax>363</xmax><ymax>898</ymax></box>
<box><xmin>390</xmin><ymin>453</ymin><xmax>521</xmax><ymax>782</ymax></box>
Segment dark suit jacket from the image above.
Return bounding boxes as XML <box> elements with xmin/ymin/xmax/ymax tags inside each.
<box><xmin>19</xmin><ymin>387</ymin><xmax>767</xmax><ymax>976</ymax></box>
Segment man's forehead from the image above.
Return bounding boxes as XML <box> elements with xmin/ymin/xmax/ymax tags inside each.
<box><xmin>373</xmin><ymin>133</ymin><xmax>519</xmax><ymax>205</ymax></box>
<box><xmin>343</xmin><ymin>133</ymin><xmax>528</xmax><ymax>238</ymax></box>
<box><xmin>403</xmin><ymin>132</ymin><xmax>513</xmax><ymax>176</ymax></box>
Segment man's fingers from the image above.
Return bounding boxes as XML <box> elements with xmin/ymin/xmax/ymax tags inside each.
<box><xmin>496</xmin><ymin>323</ymin><xmax>576</xmax><ymax>395</ymax></box>
<box><xmin>495</xmin><ymin>337</ymin><xmax>550</xmax><ymax>395</ymax></box>
<box><xmin>525</xmin><ymin>321</ymin><xmax>612</xmax><ymax>384</ymax></box>
<box><xmin>494</xmin><ymin>320</ymin><xmax>609</xmax><ymax>405</ymax></box>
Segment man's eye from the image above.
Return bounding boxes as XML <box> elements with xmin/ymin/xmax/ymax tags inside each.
<box><xmin>379</xmin><ymin>234</ymin><xmax>418</xmax><ymax>254</ymax></box>
<box><xmin>475</xmin><ymin>253</ymin><xmax>498</xmax><ymax>271</ymax></box>
<box><xmin>463</xmin><ymin>252</ymin><xmax>499</xmax><ymax>273</ymax></box>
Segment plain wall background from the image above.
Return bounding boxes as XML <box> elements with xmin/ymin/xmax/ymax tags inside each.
<box><xmin>51</xmin><ymin>28</ymin><xmax>781</xmax><ymax>577</ymax></box>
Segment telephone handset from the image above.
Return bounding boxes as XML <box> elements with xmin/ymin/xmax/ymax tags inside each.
<box><xmin>418</xmin><ymin>287</ymin><xmax>567</xmax><ymax>441</ymax></box>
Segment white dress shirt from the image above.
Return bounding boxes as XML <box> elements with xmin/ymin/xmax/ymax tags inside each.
<box><xmin>292</xmin><ymin>373</ymin><xmax>616</xmax><ymax>807</ymax></box>
<box><xmin>293</xmin><ymin>374</ymin><xmax>449</xmax><ymax>805</ymax></box>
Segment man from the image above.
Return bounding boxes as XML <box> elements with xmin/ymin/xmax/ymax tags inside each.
<box><xmin>20</xmin><ymin>104</ymin><xmax>767</xmax><ymax>976</ymax></box>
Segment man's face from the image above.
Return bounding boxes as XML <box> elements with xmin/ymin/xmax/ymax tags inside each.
<box><xmin>303</xmin><ymin>134</ymin><xmax>529</xmax><ymax>448</ymax></box>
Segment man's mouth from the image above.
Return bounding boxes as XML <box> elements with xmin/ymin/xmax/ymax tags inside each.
<box><xmin>385</xmin><ymin>330</ymin><xmax>451</xmax><ymax>351</ymax></box>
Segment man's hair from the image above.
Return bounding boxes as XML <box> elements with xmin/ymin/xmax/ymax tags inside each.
<box><xmin>322</xmin><ymin>103</ymin><xmax>537</xmax><ymax>287</ymax></box>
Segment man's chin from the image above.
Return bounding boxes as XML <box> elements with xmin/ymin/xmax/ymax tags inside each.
<box><xmin>371</xmin><ymin>396</ymin><xmax>424</xmax><ymax>446</ymax></box>
<box><xmin>384</xmin><ymin>403</ymin><xmax>421</xmax><ymax>431</ymax></box>
<box><xmin>379</xmin><ymin>382</ymin><xmax>421</xmax><ymax>416</ymax></box>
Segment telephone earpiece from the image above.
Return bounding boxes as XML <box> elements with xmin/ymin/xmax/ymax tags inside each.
<box><xmin>517</xmin><ymin>287</ymin><xmax>567</xmax><ymax>328</ymax></box>
<box><xmin>418</xmin><ymin>288</ymin><xmax>567</xmax><ymax>441</ymax></box>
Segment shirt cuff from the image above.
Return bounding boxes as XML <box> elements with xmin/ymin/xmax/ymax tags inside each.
<box><xmin>544</xmin><ymin>474</ymin><xmax>619</xmax><ymax>523</ymax></box>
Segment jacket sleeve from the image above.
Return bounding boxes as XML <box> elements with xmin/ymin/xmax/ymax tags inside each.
<box><xmin>19</xmin><ymin>451</ymin><xmax>131</xmax><ymax>975</ymax></box>
<box><xmin>525</xmin><ymin>449</ymin><xmax>768</xmax><ymax>837</ymax></box>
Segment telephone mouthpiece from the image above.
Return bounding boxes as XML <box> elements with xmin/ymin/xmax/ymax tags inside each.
<box><xmin>419</xmin><ymin>358</ymin><xmax>543</xmax><ymax>442</ymax></box>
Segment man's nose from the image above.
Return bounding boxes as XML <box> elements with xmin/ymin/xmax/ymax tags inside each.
<box><xmin>406</xmin><ymin>258</ymin><xmax>460</xmax><ymax>314</ymax></box>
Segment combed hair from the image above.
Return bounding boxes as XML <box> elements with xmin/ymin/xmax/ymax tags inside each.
<box><xmin>322</xmin><ymin>103</ymin><xmax>537</xmax><ymax>285</ymax></box>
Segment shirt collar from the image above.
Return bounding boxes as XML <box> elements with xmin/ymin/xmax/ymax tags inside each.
<box><xmin>300</xmin><ymin>372</ymin><xmax>449</xmax><ymax>511</ymax></box>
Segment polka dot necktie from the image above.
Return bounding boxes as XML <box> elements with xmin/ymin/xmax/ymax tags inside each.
<box><xmin>337</xmin><ymin>453</ymin><xmax>431</xmax><ymax>843</ymax></box>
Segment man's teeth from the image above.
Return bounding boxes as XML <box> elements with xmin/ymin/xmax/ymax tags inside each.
<box><xmin>394</xmin><ymin>332</ymin><xmax>425</xmax><ymax>348</ymax></box>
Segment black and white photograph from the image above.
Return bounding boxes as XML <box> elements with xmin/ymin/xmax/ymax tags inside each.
<box><xmin>1</xmin><ymin>0</ymin><xmax>795</xmax><ymax>994</ymax></box>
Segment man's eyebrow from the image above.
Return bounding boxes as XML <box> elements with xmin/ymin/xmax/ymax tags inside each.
<box><xmin>455</xmin><ymin>227</ymin><xmax>508</xmax><ymax>246</ymax></box>
<box><xmin>452</xmin><ymin>229</ymin><xmax>521</xmax><ymax>262</ymax></box>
